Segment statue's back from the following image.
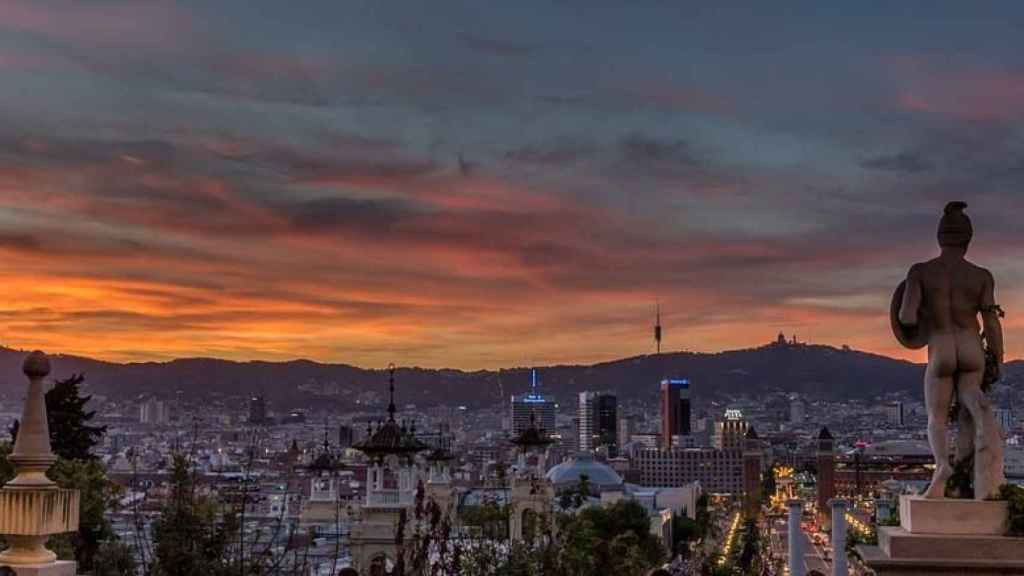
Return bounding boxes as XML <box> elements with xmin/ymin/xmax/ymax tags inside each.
<box><xmin>916</xmin><ymin>257</ymin><xmax>987</xmax><ymax>334</ymax></box>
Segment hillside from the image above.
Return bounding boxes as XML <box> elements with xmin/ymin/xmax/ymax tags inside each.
<box><xmin>1</xmin><ymin>343</ymin><xmax>1020</xmax><ymax>408</ymax></box>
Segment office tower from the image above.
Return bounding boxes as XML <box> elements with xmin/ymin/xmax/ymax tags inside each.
<box><xmin>618</xmin><ymin>416</ymin><xmax>635</xmax><ymax>450</ymax></box>
<box><xmin>510</xmin><ymin>369</ymin><xmax>556</xmax><ymax>435</ymax></box>
<box><xmin>660</xmin><ymin>379</ymin><xmax>691</xmax><ymax>448</ymax></box>
<box><xmin>886</xmin><ymin>401</ymin><xmax>905</xmax><ymax>427</ymax></box>
<box><xmin>249</xmin><ymin>395</ymin><xmax>267</xmax><ymax>424</ymax></box>
<box><xmin>596</xmin><ymin>394</ymin><xmax>618</xmax><ymax>452</ymax></box>
<box><xmin>578</xmin><ymin>391</ymin><xmax>618</xmax><ymax>453</ymax></box>
<box><xmin>139</xmin><ymin>397</ymin><xmax>168</xmax><ymax>425</ymax></box>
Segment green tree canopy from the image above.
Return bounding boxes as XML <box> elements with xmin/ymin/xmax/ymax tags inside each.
<box><xmin>10</xmin><ymin>373</ymin><xmax>107</xmax><ymax>461</ymax></box>
<box><xmin>150</xmin><ymin>454</ymin><xmax>238</xmax><ymax>576</ymax></box>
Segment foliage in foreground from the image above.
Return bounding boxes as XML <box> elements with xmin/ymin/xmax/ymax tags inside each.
<box><xmin>996</xmin><ymin>483</ymin><xmax>1024</xmax><ymax>537</ymax></box>
<box><xmin>406</xmin><ymin>495</ymin><xmax>666</xmax><ymax>576</ymax></box>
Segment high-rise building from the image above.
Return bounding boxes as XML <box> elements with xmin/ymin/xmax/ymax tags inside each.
<box><xmin>618</xmin><ymin>416</ymin><xmax>635</xmax><ymax>450</ymax></box>
<box><xmin>578</xmin><ymin>391</ymin><xmax>618</xmax><ymax>453</ymax></box>
<box><xmin>713</xmin><ymin>410</ymin><xmax>749</xmax><ymax>450</ymax></box>
<box><xmin>660</xmin><ymin>379</ymin><xmax>691</xmax><ymax>448</ymax></box>
<box><xmin>249</xmin><ymin>395</ymin><xmax>268</xmax><ymax>424</ymax></box>
<box><xmin>139</xmin><ymin>397</ymin><xmax>168</xmax><ymax>425</ymax></box>
<box><xmin>511</xmin><ymin>370</ymin><xmax>556</xmax><ymax>435</ymax></box>
<box><xmin>886</xmin><ymin>401</ymin><xmax>905</xmax><ymax>427</ymax></box>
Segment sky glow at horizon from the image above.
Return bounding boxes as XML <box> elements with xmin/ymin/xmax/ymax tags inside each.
<box><xmin>2</xmin><ymin>1</ymin><xmax>1024</xmax><ymax>369</ymax></box>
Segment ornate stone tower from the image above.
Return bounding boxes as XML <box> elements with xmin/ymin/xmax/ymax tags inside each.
<box><xmin>816</xmin><ymin>426</ymin><xmax>835</xmax><ymax>525</ymax></box>
<box><xmin>742</xmin><ymin>426</ymin><xmax>763</xmax><ymax>517</ymax></box>
<box><xmin>349</xmin><ymin>366</ymin><xmax>427</xmax><ymax>575</ymax></box>
<box><xmin>423</xmin><ymin>427</ymin><xmax>457</xmax><ymax>515</ymax></box>
<box><xmin>508</xmin><ymin>412</ymin><xmax>555</xmax><ymax>542</ymax></box>
<box><xmin>0</xmin><ymin>352</ymin><xmax>80</xmax><ymax>575</ymax></box>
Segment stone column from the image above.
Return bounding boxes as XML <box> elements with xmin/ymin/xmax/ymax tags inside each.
<box><xmin>0</xmin><ymin>351</ymin><xmax>80</xmax><ymax>575</ymax></box>
<box><xmin>830</xmin><ymin>499</ymin><xmax>847</xmax><ymax>576</ymax></box>
<box><xmin>788</xmin><ymin>499</ymin><xmax>804</xmax><ymax>576</ymax></box>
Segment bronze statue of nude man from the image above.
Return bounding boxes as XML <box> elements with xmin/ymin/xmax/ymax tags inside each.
<box><xmin>895</xmin><ymin>201</ymin><xmax>1005</xmax><ymax>499</ymax></box>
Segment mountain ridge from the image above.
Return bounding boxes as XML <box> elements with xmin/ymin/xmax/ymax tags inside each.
<box><xmin>1</xmin><ymin>343</ymin><xmax>1020</xmax><ymax>409</ymax></box>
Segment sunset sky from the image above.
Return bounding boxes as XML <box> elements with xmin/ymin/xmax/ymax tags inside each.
<box><xmin>2</xmin><ymin>1</ymin><xmax>1024</xmax><ymax>368</ymax></box>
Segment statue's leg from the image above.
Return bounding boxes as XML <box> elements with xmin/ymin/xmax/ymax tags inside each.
<box><xmin>923</xmin><ymin>355</ymin><xmax>955</xmax><ymax>499</ymax></box>
<box><xmin>954</xmin><ymin>329</ymin><xmax>1005</xmax><ymax>500</ymax></box>
<box><xmin>955</xmin><ymin>401</ymin><xmax>975</xmax><ymax>477</ymax></box>
<box><xmin>958</xmin><ymin>379</ymin><xmax>1005</xmax><ymax>499</ymax></box>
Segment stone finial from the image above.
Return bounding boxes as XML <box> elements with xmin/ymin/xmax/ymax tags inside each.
<box><xmin>22</xmin><ymin>351</ymin><xmax>51</xmax><ymax>381</ymax></box>
<box><xmin>8</xmin><ymin>351</ymin><xmax>57</xmax><ymax>488</ymax></box>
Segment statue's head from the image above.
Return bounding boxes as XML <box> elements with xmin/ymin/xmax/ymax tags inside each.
<box><xmin>937</xmin><ymin>201</ymin><xmax>972</xmax><ymax>249</ymax></box>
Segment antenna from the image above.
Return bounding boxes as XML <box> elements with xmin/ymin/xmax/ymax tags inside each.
<box><xmin>654</xmin><ymin>302</ymin><xmax>662</xmax><ymax>355</ymax></box>
<box><xmin>387</xmin><ymin>363</ymin><xmax>396</xmax><ymax>422</ymax></box>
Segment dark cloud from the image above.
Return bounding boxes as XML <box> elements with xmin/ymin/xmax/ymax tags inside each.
<box><xmin>458</xmin><ymin>33</ymin><xmax>538</xmax><ymax>56</ymax></box>
<box><xmin>0</xmin><ymin>232</ymin><xmax>42</xmax><ymax>252</ymax></box>
<box><xmin>618</xmin><ymin>133</ymin><xmax>696</xmax><ymax>166</ymax></box>
<box><xmin>504</xmin><ymin>140</ymin><xmax>595</xmax><ymax>165</ymax></box>
<box><xmin>860</xmin><ymin>151</ymin><xmax>932</xmax><ymax>173</ymax></box>
<box><xmin>286</xmin><ymin>196</ymin><xmax>420</xmax><ymax>233</ymax></box>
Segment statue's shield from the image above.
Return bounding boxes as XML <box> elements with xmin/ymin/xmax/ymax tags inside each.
<box><xmin>891</xmin><ymin>280</ymin><xmax>928</xmax><ymax>349</ymax></box>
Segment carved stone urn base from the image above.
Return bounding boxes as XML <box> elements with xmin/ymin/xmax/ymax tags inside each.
<box><xmin>0</xmin><ymin>561</ymin><xmax>77</xmax><ymax>576</ymax></box>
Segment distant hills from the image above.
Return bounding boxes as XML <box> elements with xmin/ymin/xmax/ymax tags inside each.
<box><xmin>1</xmin><ymin>343</ymin><xmax>1020</xmax><ymax>409</ymax></box>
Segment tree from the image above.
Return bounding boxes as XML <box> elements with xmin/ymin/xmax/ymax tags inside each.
<box><xmin>92</xmin><ymin>539</ymin><xmax>138</xmax><ymax>576</ymax></box>
<box><xmin>694</xmin><ymin>493</ymin><xmax>712</xmax><ymax>540</ymax></box>
<box><xmin>150</xmin><ymin>454</ymin><xmax>238</xmax><ymax>576</ymax></box>
<box><xmin>563</xmin><ymin>500</ymin><xmax>665</xmax><ymax>575</ymax></box>
<box><xmin>736</xmin><ymin>519</ymin><xmax>761</xmax><ymax>574</ymax></box>
<box><xmin>672</xmin><ymin>514</ymin><xmax>699</xmax><ymax>558</ymax></box>
<box><xmin>572</xmin><ymin>474</ymin><xmax>592</xmax><ymax>508</ymax></box>
<box><xmin>10</xmin><ymin>373</ymin><xmax>107</xmax><ymax>461</ymax></box>
<box><xmin>49</xmin><ymin>458</ymin><xmax>120</xmax><ymax>572</ymax></box>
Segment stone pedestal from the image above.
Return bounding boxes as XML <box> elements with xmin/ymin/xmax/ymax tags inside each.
<box><xmin>899</xmin><ymin>496</ymin><xmax>1007</xmax><ymax>535</ymax></box>
<box><xmin>859</xmin><ymin>496</ymin><xmax>1024</xmax><ymax>575</ymax></box>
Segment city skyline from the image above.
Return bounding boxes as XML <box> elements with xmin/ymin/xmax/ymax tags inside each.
<box><xmin>2</xmin><ymin>2</ymin><xmax>1024</xmax><ymax>369</ymax></box>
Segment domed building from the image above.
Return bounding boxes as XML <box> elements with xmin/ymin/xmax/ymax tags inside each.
<box><xmin>546</xmin><ymin>452</ymin><xmax>624</xmax><ymax>494</ymax></box>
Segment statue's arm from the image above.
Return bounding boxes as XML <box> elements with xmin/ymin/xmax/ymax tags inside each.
<box><xmin>981</xmin><ymin>270</ymin><xmax>1004</xmax><ymax>364</ymax></box>
<box><xmin>899</xmin><ymin>264</ymin><xmax>923</xmax><ymax>326</ymax></box>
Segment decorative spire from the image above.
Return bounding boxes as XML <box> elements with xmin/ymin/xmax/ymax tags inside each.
<box><xmin>387</xmin><ymin>363</ymin><xmax>396</xmax><ymax>422</ymax></box>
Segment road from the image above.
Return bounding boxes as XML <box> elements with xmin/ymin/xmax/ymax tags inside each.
<box><xmin>770</xmin><ymin>516</ymin><xmax>827</xmax><ymax>573</ymax></box>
